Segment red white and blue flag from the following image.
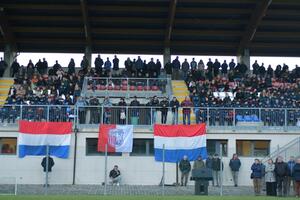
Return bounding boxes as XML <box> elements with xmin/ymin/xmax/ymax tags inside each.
<box><xmin>98</xmin><ymin>124</ymin><xmax>133</xmax><ymax>153</ymax></box>
<box><xmin>18</xmin><ymin>120</ymin><xmax>72</xmax><ymax>159</ymax></box>
<box><xmin>154</xmin><ymin>124</ymin><xmax>207</xmax><ymax>163</ymax></box>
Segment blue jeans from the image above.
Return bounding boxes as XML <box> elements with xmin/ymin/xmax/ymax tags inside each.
<box><xmin>172</xmin><ymin>111</ymin><xmax>178</xmax><ymax>124</ymax></box>
<box><xmin>183</xmin><ymin>113</ymin><xmax>190</xmax><ymax>125</ymax></box>
<box><xmin>151</xmin><ymin>110</ymin><xmax>157</xmax><ymax>124</ymax></box>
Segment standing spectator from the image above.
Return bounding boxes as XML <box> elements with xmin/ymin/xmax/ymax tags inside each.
<box><xmin>41</xmin><ymin>155</ymin><xmax>55</xmax><ymax>187</ymax></box>
<box><xmin>94</xmin><ymin>54</ymin><xmax>103</xmax><ymax>75</ymax></box>
<box><xmin>179</xmin><ymin>155</ymin><xmax>191</xmax><ymax>186</ymax></box>
<box><xmin>130</xmin><ymin>96</ymin><xmax>140</xmax><ymax>122</ymax></box>
<box><xmin>251</xmin><ymin>159</ymin><xmax>263</xmax><ymax>196</ymax></box>
<box><xmin>229</xmin><ymin>59</ymin><xmax>236</xmax><ymax>71</ymax></box>
<box><xmin>0</xmin><ymin>57</ymin><xmax>8</xmax><ymax>77</ymax></box>
<box><xmin>113</xmin><ymin>55</ymin><xmax>119</xmax><ymax>71</ymax></box>
<box><xmin>265</xmin><ymin>158</ymin><xmax>277</xmax><ymax>196</ymax></box>
<box><xmin>42</xmin><ymin>58</ymin><xmax>48</xmax><ymax>75</ymax></box>
<box><xmin>267</xmin><ymin>65</ymin><xmax>274</xmax><ymax>77</ymax></box>
<box><xmin>155</xmin><ymin>59</ymin><xmax>161</xmax><ymax>77</ymax></box>
<box><xmin>118</xmin><ymin>98</ymin><xmax>127</xmax><ymax>125</ymax></box>
<box><xmin>172</xmin><ymin>56</ymin><xmax>180</xmax><ymax>80</ymax></box>
<box><xmin>164</xmin><ymin>60</ymin><xmax>172</xmax><ymax>76</ymax></box>
<box><xmin>190</xmin><ymin>58</ymin><xmax>197</xmax><ymax>72</ymax></box>
<box><xmin>104</xmin><ymin>57</ymin><xmax>112</xmax><ymax>75</ymax></box>
<box><xmin>181</xmin><ymin>96</ymin><xmax>193</xmax><ymax>125</ymax></box>
<box><xmin>35</xmin><ymin>59</ymin><xmax>43</xmax><ymax>75</ymax></box>
<box><xmin>221</xmin><ymin>60</ymin><xmax>228</xmax><ymax>75</ymax></box>
<box><xmin>293</xmin><ymin>158</ymin><xmax>300</xmax><ymax>197</ymax></box>
<box><xmin>11</xmin><ymin>59</ymin><xmax>20</xmax><ymax>77</ymax></box>
<box><xmin>213</xmin><ymin>59</ymin><xmax>221</xmax><ymax>77</ymax></box>
<box><xmin>287</xmin><ymin>156</ymin><xmax>296</xmax><ymax>196</ymax></box>
<box><xmin>89</xmin><ymin>96</ymin><xmax>100</xmax><ymax>124</ymax></box>
<box><xmin>147</xmin><ymin>58</ymin><xmax>156</xmax><ymax>78</ymax></box>
<box><xmin>27</xmin><ymin>59</ymin><xmax>35</xmax><ymax>79</ymax></box>
<box><xmin>160</xmin><ymin>96</ymin><xmax>169</xmax><ymax>124</ymax></box>
<box><xmin>212</xmin><ymin>154</ymin><xmax>222</xmax><ymax>187</ymax></box>
<box><xmin>259</xmin><ymin>63</ymin><xmax>266</xmax><ymax>78</ymax></box>
<box><xmin>170</xmin><ymin>96</ymin><xmax>179</xmax><ymax>124</ymax></box>
<box><xmin>53</xmin><ymin>60</ymin><xmax>61</xmax><ymax>74</ymax></box>
<box><xmin>252</xmin><ymin>60</ymin><xmax>259</xmax><ymax>75</ymax></box>
<box><xmin>135</xmin><ymin>56</ymin><xmax>144</xmax><ymax>73</ymax></box>
<box><xmin>68</xmin><ymin>58</ymin><xmax>75</xmax><ymax>75</ymax></box>
<box><xmin>150</xmin><ymin>96</ymin><xmax>159</xmax><ymax>124</ymax></box>
<box><xmin>103</xmin><ymin>96</ymin><xmax>112</xmax><ymax>124</ymax></box>
<box><xmin>124</xmin><ymin>57</ymin><xmax>132</xmax><ymax>73</ymax></box>
<box><xmin>229</xmin><ymin>153</ymin><xmax>241</xmax><ymax>187</ymax></box>
<box><xmin>193</xmin><ymin>155</ymin><xmax>205</xmax><ymax>170</ymax></box>
<box><xmin>80</xmin><ymin>56</ymin><xmax>89</xmax><ymax>72</ymax></box>
<box><xmin>275</xmin><ymin>156</ymin><xmax>289</xmax><ymax>197</ymax></box>
<box><xmin>181</xmin><ymin>58</ymin><xmax>190</xmax><ymax>80</ymax></box>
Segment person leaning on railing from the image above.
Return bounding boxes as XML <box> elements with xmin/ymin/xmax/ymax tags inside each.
<box><xmin>181</xmin><ymin>96</ymin><xmax>193</xmax><ymax>125</ymax></box>
<box><xmin>169</xmin><ymin>97</ymin><xmax>179</xmax><ymax>125</ymax></box>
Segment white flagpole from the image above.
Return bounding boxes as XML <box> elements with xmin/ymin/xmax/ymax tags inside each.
<box><xmin>45</xmin><ymin>144</ymin><xmax>49</xmax><ymax>195</ymax></box>
<box><xmin>162</xmin><ymin>144</ymin><xmax>165</xmax><ymax>196</ymax></box>
<box><xmin>104</xmin><ymin>144</ymin><xmax>108</xmax><ymax>195</ymax></box>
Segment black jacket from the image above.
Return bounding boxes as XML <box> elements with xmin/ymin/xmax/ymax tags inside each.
<box><xmin>275</xmin><ymin>162</ymin><xmax>289</xmax><ymax>177</ymax></box>
<box><xmin>41</xmin><ymin>156</ymin><xmax>55</xmax><ymax>172</ymax></box>
<box><xmin>212</xmin><ymin>157</ymin><xmax>223</xmax><ymax>171</ymax></box>
<box><xmin>109</xmin><ymin>169</ymin><xmax>121</xmax><ymax>179</ymax></box>
<box><xmin>160</xmin><ymin>100</ymin><xmax>169</xmax><ymax>113</ymax></box>
<box><xmin>169</xmin><ymin>99</ymin><xmax>179</xmax><ymax>113</ymax></box>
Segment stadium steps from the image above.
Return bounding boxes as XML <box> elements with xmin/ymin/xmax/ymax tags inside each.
<box><xmin>171</xmin><ymin>80</ymin><xmax>196</xmax><ymax>124</ymax></box>
<box><xmin>0</xmin><ymin>78</ymin><xmax>14</xmax><ymax>105</ymax></box>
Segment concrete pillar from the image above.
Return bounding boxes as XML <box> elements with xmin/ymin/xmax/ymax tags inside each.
<box><xmin>237</xmin><ymin>49</ymin><xmax>250</xmax><ymax>70</ymax></box>
<box><xmin>163</xmin><ymin>47</ymin><xmax>171</xmax><ymax>66</ymax></box>
<box><xmin>3</xmin><ymin>44</ymin><xmax>16</xmax><ymax>77</ymax></box>
<box><xmin>84</xmin><ymin>45</ymin><xmax>92</xmax><ymax>68</ymax></box>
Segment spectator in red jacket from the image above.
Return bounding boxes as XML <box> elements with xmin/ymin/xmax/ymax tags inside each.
<box><xmin>181</xmin><ymin>96</ymin><xmax>193</xmax><ymax>125</ymax></box>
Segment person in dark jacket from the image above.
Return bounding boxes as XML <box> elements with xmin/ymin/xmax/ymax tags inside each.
<box><xmin>41</xmin><ymin>155</ymin><xmax>55</xmax><ymax>187</ymax></box>
<box><xmin>68</xmin><ymin>58</ymin><xmax>75</xmax><ymax>75</ymax></box>
<box><xmin>287</xmin><ymin>156</ymin><xmax>296</xmax><ymax>196</ymax></box>
<box><xmin>0</xmin><ymin>57</ymin><xmax>8</xmax><ymax>77</ymax></box>
<box><xmin>164</xmin><ymin>61</ymin><xmax>172</xmax><ymax>76</ymax></box>
<box><xmin>159</xmin><ymin>97</ymin><xmax>169</xmax><ymax>124</ymax></box>
<box><xmin>11</xmin><ymin>59</ymin><xmax>20</xmax><ymax>77</ymax></box>
<box><xmin>109</xmin><ymin>165</ymin><xmax>121</xmax><ymax>186</ymax></box>
<box><xmin>169</xmin><ymin>97</ymin><xmax>179</xmax><ymax>124</ymax></box>
<box><xmin>94</xmin><ymin>54</ymin><xmax>103</xmax><ymax>75</ymax></box>
<box><xmin>251</xmin><ymin>159</ymin><xmax>263</xmax><ymax>195</ymax></box>
<box><xmin>112</xmin><ymin>55</ymin><xmax>119</xmax><ymax>71</ymax></box>
<box><xmin>293</xmin><ymin>158</ymin><xmax>300</xmax><ymax>197</ymax></box>
<box><xmin>179</xmin><ymin>155</ymin><xmax>191</xmax><ymax>186</ymax></box>
<box><xmin>172</xmin><ymin>56</ymin><xmax>180</xmax><ymax>80</ymax></box>
<box><xmin>229</xmin><ymin>153</ymin><xmax>241</xmax><ymax>187</ymax></box>
<box><xmin>275</xmin><ymin>156</ymin><xmax>290</xmax><ymax>197</ymax></box>
<box><xmin>118</xmin><ymin>98</ymin><xmax>127</xmax><ymax>125</ymax></box>
<box><xmin>181</xmin><ymin>96</ymin><xmax>193</xmax><ymax>125</ymax></box>
<box><xmin>212</xmin><ymin>153</ymin><xmax>222</xmax><ymax>187</ymax></box>
<box><xmin>193</xmin><ymin>155</ymin><xmax>205</xmax><ymax>170</ymax></box>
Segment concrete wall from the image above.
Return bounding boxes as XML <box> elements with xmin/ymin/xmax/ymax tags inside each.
<box><xmin>0</xmin><ymin>130</ymin><xmax>299</xmax><ymax>186</ymax></box>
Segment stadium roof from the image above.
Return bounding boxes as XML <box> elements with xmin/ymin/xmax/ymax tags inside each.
<box><xmin>1</xmin><ymin>0</ymin><xmax>300</xmax><ymax>56</ymax></box>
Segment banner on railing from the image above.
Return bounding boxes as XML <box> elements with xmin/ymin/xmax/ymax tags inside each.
<box><xmin>98</xmin><ymin>124</ymin><xmax>133</xmax><ymax>153</ymax></box>
<box><xmin>154</xmin><ymin>124</ymin><xmax>207</xmax><ymax>163</ymax></box>
<box><xmin>18</xmin><ymin>120</ymin><xmax>72</xmax><ymax>158</ymax></box>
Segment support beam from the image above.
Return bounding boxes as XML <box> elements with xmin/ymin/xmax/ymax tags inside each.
<box><xmin>4</xmin><ymin>44</ymin><xmax>17</xmax><ymax>77</ymax></box>
<box><xmin>237</xmin><ymin>0</ymin><xmax>272</xmax><ymax>54</ymax></box>
<box><xmin>80</xmin><ymin>0</ymin><xmax>92</xmax><ymax>67</ymax></box>
<box><xmin>164</xmin><ymin>0</ymin><xmax>177</xmax><ymax>48</ymax></box>
<box><xmin>0</xmin><ymin>8</ymin><xmax>17</xmax><ymax>51</ymax></box>
<box><xmin>237</xmin><ymin>49</ymin><xmax>250</xmax><ymax>70</ymax></box>
<box><xmin>163</xmin><ymin>47</ymin><xmax>171</xmax><ymax>66</ymax></box>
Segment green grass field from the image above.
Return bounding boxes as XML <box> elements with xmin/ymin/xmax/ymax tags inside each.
<box><xmin>0</xmin><ymin>196</ymin><xmax>298</xmax><ymax>200</ymax></box>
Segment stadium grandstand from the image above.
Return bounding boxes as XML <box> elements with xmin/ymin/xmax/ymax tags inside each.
<box><xmin>0</xmin><ymin>0</ymin><xmax>300</xmax><ymax>198</ymax></box>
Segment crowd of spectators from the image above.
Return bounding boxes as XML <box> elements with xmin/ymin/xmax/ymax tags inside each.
<box><xmin>0</xmin><ymin>55</ymin><xmax>300</xmax><ymax>126</ymax></box>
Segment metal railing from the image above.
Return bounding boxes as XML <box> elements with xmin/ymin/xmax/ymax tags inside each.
<box><xmin>0</xmin><ymin>105</ymin><xmax>300</xmax><ymax>130</ymax></box>
<box><xmin>81</xmin><ymin>77</ymin><xmax>171</xmax><ymax>98</ymax></box>
<box><xmin>262</xmin><ymin>137</ymin><xmax>300</xmax><ymax>163</ymax></box>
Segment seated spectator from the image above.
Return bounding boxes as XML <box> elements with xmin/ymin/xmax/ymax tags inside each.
<box><xmin>109</xmin><ymin>165</ymin><xmax>121</xmax><ymax>186</ymax></box>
